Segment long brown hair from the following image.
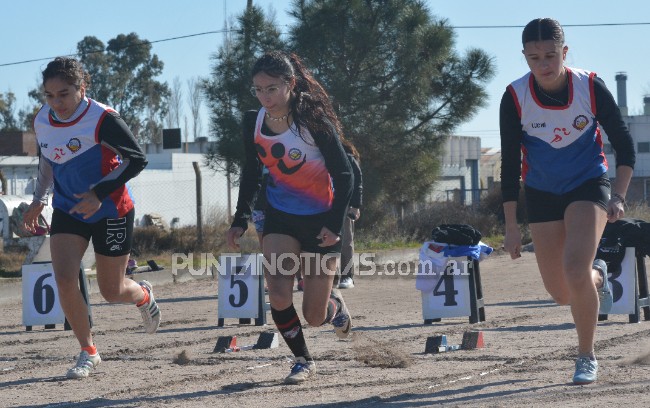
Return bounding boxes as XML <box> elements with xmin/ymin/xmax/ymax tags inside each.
<box><xmin>251</xmin><ymin>51</ymin><xmax>344</xmax><ymax>142</ymax></box>
<box><xmin>341</xmin><ymin>137</ymin><xmax>360</xmax><ymax>161</ymax></box>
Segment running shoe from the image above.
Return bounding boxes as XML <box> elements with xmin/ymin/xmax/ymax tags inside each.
<box><xmin>338</xmin><ymin>276</ymin><xmax>355</xmax><ymax>289</ymax></box>
<box><xmin>284</xmin><ymin>357</ymin><xmax>316</xmax><ymax>384</ymax></box>
<box><xmin>573</xmin><ymin>356</ymin><xmax>598</xmax><ymax>384</ymax></box>
<box><xmin>66</xmin><ymin>351</ymin><xmax>101</xmax><ymax>379</ymax></box>
<box><xmin>330</xmin><ymin>289</ymin><xmax>352</xmax><ymax>339</ymax></box>
<box><xmin>138</xmin><ymin>280</ymin><xmax>161</xmax><ymax>334</ymax></box>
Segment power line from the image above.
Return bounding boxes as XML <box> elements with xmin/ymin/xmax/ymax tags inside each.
<box><xmin>453</xmin><ymin>22</ymin><xmax>650</xmax><ymax>29</ymax></box>
<box><xmin>2</xmin><ymin>21</ymin><xmax>650</xmax><ymax>68</ymax></box>
<box><xmin>0</xmin><ymin>29</ymin><xmax>232</xmax><ymax>68</ymax></box>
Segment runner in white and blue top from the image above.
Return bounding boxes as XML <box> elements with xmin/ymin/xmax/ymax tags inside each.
<box><xmin>33</xmin><ymin>97</ymin><xmax>144</xmax><ymax>223</ymax></box>
<box><xmin>501</xmin><ymin>68</ymin><xmax>634</xmax><ymax>201</ymax></box>
<box><xmin>22</xmin><ymin>57</ymin><xmax>160</xmax><ymax>381</ymax></box>
<box><xmin>499</xmin><ymin>18</ymin><xmax>634</xmax><ymax>386</ymax></box>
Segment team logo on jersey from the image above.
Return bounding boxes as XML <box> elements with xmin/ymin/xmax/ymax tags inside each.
<box><xmin>572</xmin><ymin>115</ymin><xmax>589</xmax><ymax>131</ymax></box>
<box><xmin>66</xmin><ymin>138</ymin><xmax>81</xmax><ymax>153</ymax></box>
<box><xmin>265</xmin><ymin>142</ymin><xmax>307</xmax><ymax>175</ymax></box>
<box><xmin>288</xmin><ymin>148</ymin><xmax>302</xmax><ymax>160</ymax></box>
<box><xmin>551</xmin><ymin>127</ymin><xmax>571</xmax><ymax>143</ymax></box>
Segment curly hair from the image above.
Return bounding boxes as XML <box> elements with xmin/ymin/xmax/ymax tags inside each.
<box><xmin>42</xmin><ymin>57</ymin><xmax>91</xmax><ymax>90</ymax></box>
<box><xmin>251</xmin><ymin>50</ymin><xmax>344</xmax><ymax>142</ymax></box>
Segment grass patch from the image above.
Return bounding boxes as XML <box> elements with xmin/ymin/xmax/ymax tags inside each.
<box><xmin>0</xmin><ymin>244</ymin><xmax>29</xmax><ymax>277</ymax></box>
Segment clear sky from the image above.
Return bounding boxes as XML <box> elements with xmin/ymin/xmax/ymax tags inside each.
<box><xmin>2</xmin><ymin>0</ymin><xmax>649</xmax><ymax>148</ymax></box>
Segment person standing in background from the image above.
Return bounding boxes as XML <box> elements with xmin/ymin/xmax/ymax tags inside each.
<box><xmin>336</xmin><ymin>139</ymin><xmax>362</xmax><ymax>289</ymax></box>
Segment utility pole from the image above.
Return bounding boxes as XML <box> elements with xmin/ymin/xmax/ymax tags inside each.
<box><xmin>192</xmin><ymin>162</ymin><xmax>203</xmax><ymax>246</ymax></box>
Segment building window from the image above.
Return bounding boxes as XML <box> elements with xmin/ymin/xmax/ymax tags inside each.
<box><xmin>638</xmin><ymin>142</ymin><xmax>650</xmax><ymax>153</ymax></box>
<box><xmin>603</xmin><ymin>143</ymin><xmax>614</xmax><ymax>154</ymax></box>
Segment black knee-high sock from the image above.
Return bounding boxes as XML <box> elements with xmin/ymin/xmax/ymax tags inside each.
<box><xmin>271</xmin><ymin>304</ymin><xmax>312</xmax><ymax>361</ymax></box>
<box><xmin>321</xmin><ymin>294</ymin><xmax>342</xmax><ymax>325</ymax></box>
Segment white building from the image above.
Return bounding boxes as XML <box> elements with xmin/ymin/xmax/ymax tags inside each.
<box><xmin>0</xmin><ymin>140</ymin><xmax>236</xmax><ymax>237</ymax></box>
<box><xmin>428</xmin><ymin>135</ymin><xmax>482</xmax><ymax>205</ymax></box>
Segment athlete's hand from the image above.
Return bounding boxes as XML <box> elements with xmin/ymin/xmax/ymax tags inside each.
<box><xmin>606</xmin><ymin>197</ymin><xmax>625</xmax><ymax>223</ymax></box>
<box><xmin>317</xmin><ymin>226</ymin><xmax>340</xmax><ymax>247</ymax></box>
<box><xmin>69</xmin><ymin>190</ymin><xmax>102</xmax><ymax>219</ymax></box>
<box><xmin>348</xmin><ymin>207</ymin><xmax>360</xmax><ymax>221</ymax></box>
<box><xmin>23</xmin><ymin>201</ymin><xmax>45</xmax><ymax>233</ymax></box>
<box><xmin>227</xmin><ymin>227</ymin><xmax>244</xmax><ymax>250</ymax></box>
<box><xmin>503</xmin><ymin>225</ymin><xmax>522</xmax><ymax>260</ymax></box>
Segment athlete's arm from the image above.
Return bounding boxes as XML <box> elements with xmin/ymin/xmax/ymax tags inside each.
<box><xmin>231</xmin><ymin>110</ymin><xmax>264</xmax><ymax>232</ymax></box>
<box><xmin>33</xmin><ymin>153</ymin><xmax>54</xmax><ymax>205</ymax></box>
<box><xmin>312</xmin><ymin>124</ymin><xmax>353</xmax><ymax>236</ymax></box>
<box><xmin>91</xmin><ymin>112</ymin><xmax>148</xmax><ymax>200</ymax></box>
<box><xmin>593</xmin><ymin>76</ymin><xmax>635</xmax><ymax>169</ymax></box>
<box><xmin>499</xmin><ymin>88</ymin><xmax>523</xmax><ymax>203</ymax></box>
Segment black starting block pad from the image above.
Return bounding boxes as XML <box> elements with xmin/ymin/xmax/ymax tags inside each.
<box><xmin>424</xmin><ymin>331</ymin><xmax>485</xmax><ymax>354</ymax></box>
<box><xmin>214</xmin><ymin>332</ymin><xmax>279</xmax><ymax>353</ymax></box>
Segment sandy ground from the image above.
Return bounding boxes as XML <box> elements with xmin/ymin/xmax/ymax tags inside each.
<box><xmin>1</xmin><ymin>252</ymin><xmax>650</xmax><ymax>408</ymax></box>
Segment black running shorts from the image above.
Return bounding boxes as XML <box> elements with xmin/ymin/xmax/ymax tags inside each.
<box><xmin>525</xmin><ymin>174</ymin><xmax>610</xmax><ymax>223</ymax></box>
<box><xmin>262</xmin><ymin>205</ymin><xmax>342</xmax><ymax>254</ymax></box>
<box><xmin>50</xmin><ymin>208</ymin><xmax>134</xmax><ymax>257</ymax></box>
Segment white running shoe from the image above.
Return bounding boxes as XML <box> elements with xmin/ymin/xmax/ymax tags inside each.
<box><xmin>66</xmin><ymin>351</ymin><xmax>101</xmax><ymax>379</ymax></box>
<box><xmin>338</xmin><ymin>276</ymin><xmax>355</xmax><ymax>289</ymax></box>
<box><xmin>138</xmin><ymin>280</ymin><xmax>161</xmax><ymax>334</ymax></box>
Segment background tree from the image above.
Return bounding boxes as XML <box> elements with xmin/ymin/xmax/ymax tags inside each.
<box><xmin>166</xmin><ymin>76</ymin><xmax>183</xmax><ymax>129</ymax></box>
<box><xmin>289</xmin><ymin>0</ymin><xmax>495</xmax><ymax>219</ymax></box>
<box><xmin>76</xmin><ymin>33</ymin><xmax>171</xmax><ymax>143</ymax></box>
<box><xmin>0</xmin><ymin>87</ymin><xmax>43</xmax><ymax>131</ymax></box>
<box><xmin>187</xmin><ymin>77</ymin><xmax>203</xmax><ymax>140</ymax></box>
<box><xmin>203</xmin><ymin>0</ymin><xmax>494</xmax><ymax>222</ymax></box>
<box><xmin>203</xmin><ymin>4</ymin><xmax>284</xmax><ymax>178</ymax></box>
<box><xmin>0</xmin><ymin>91</ymin><xmax>20</xmax><ymax>131</ymax></box>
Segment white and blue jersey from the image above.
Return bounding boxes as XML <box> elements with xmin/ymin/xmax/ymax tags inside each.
<box><xmin>33</xmin><ymin>98</ymin><xmax>147</xmax><ymax>223</ymax></box>
<box><xmin>507</xmin><ymin>67</ymin><xmax>608</xmax><ymax>194</ymax></box>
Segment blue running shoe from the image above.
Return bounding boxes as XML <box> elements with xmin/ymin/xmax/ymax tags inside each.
<box><xmin>285</xmin><ymin>357</ymin><xmax>316</xmax><ymax>384</ymax></box>
<box><xmin>593</xmin><ymin>259</ymin><xmax>612</xmax><ymax>314</ymax></box>
<box><xmin>330</xmin><ymin>289</ymin><xmax>352</xmax><ymax>339</ymax></box>
<box><xmin>573</xmin><ymin>356</ymin><xmax>598</xmax><ymax>384</ymax></box>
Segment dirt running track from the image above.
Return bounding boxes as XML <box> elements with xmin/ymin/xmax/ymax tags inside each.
<box><xmin>1</xmin><ymin>252</ymin><xmax>650</xmax><ymax>407</ymax></box>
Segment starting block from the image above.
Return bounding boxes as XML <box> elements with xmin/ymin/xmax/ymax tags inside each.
<box><xmin>421</xmin><ymin>256</ymin><xmax>486</xmax><ymax>325</ymax></box>
<box><xmin>424</xmin><ymin>331</ymin><xmax>485</xmax><ymax>354</ymax></box>
<box><xmin>214</xmin><ymin>332</ymin><xmax>279</xmax><ymax>353</ymax></box>
<box><xmin>217</xmin><ymin>254</ymin><xmax>270</xmax><ymax>327</ymax></box>
<box><xmin>22</xmin><ymin>262</ymin><xmax>92</xmax><ymax>331</ymax></box>
<box><xmin>461</xmin><ymin>330</ymin><xmax>485</xmax><ymax>350</ymax></box>
<box><xmin>595</xmin><ymin>243</ymin><xmax>650</xmax><ymax>323</ymax></box>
